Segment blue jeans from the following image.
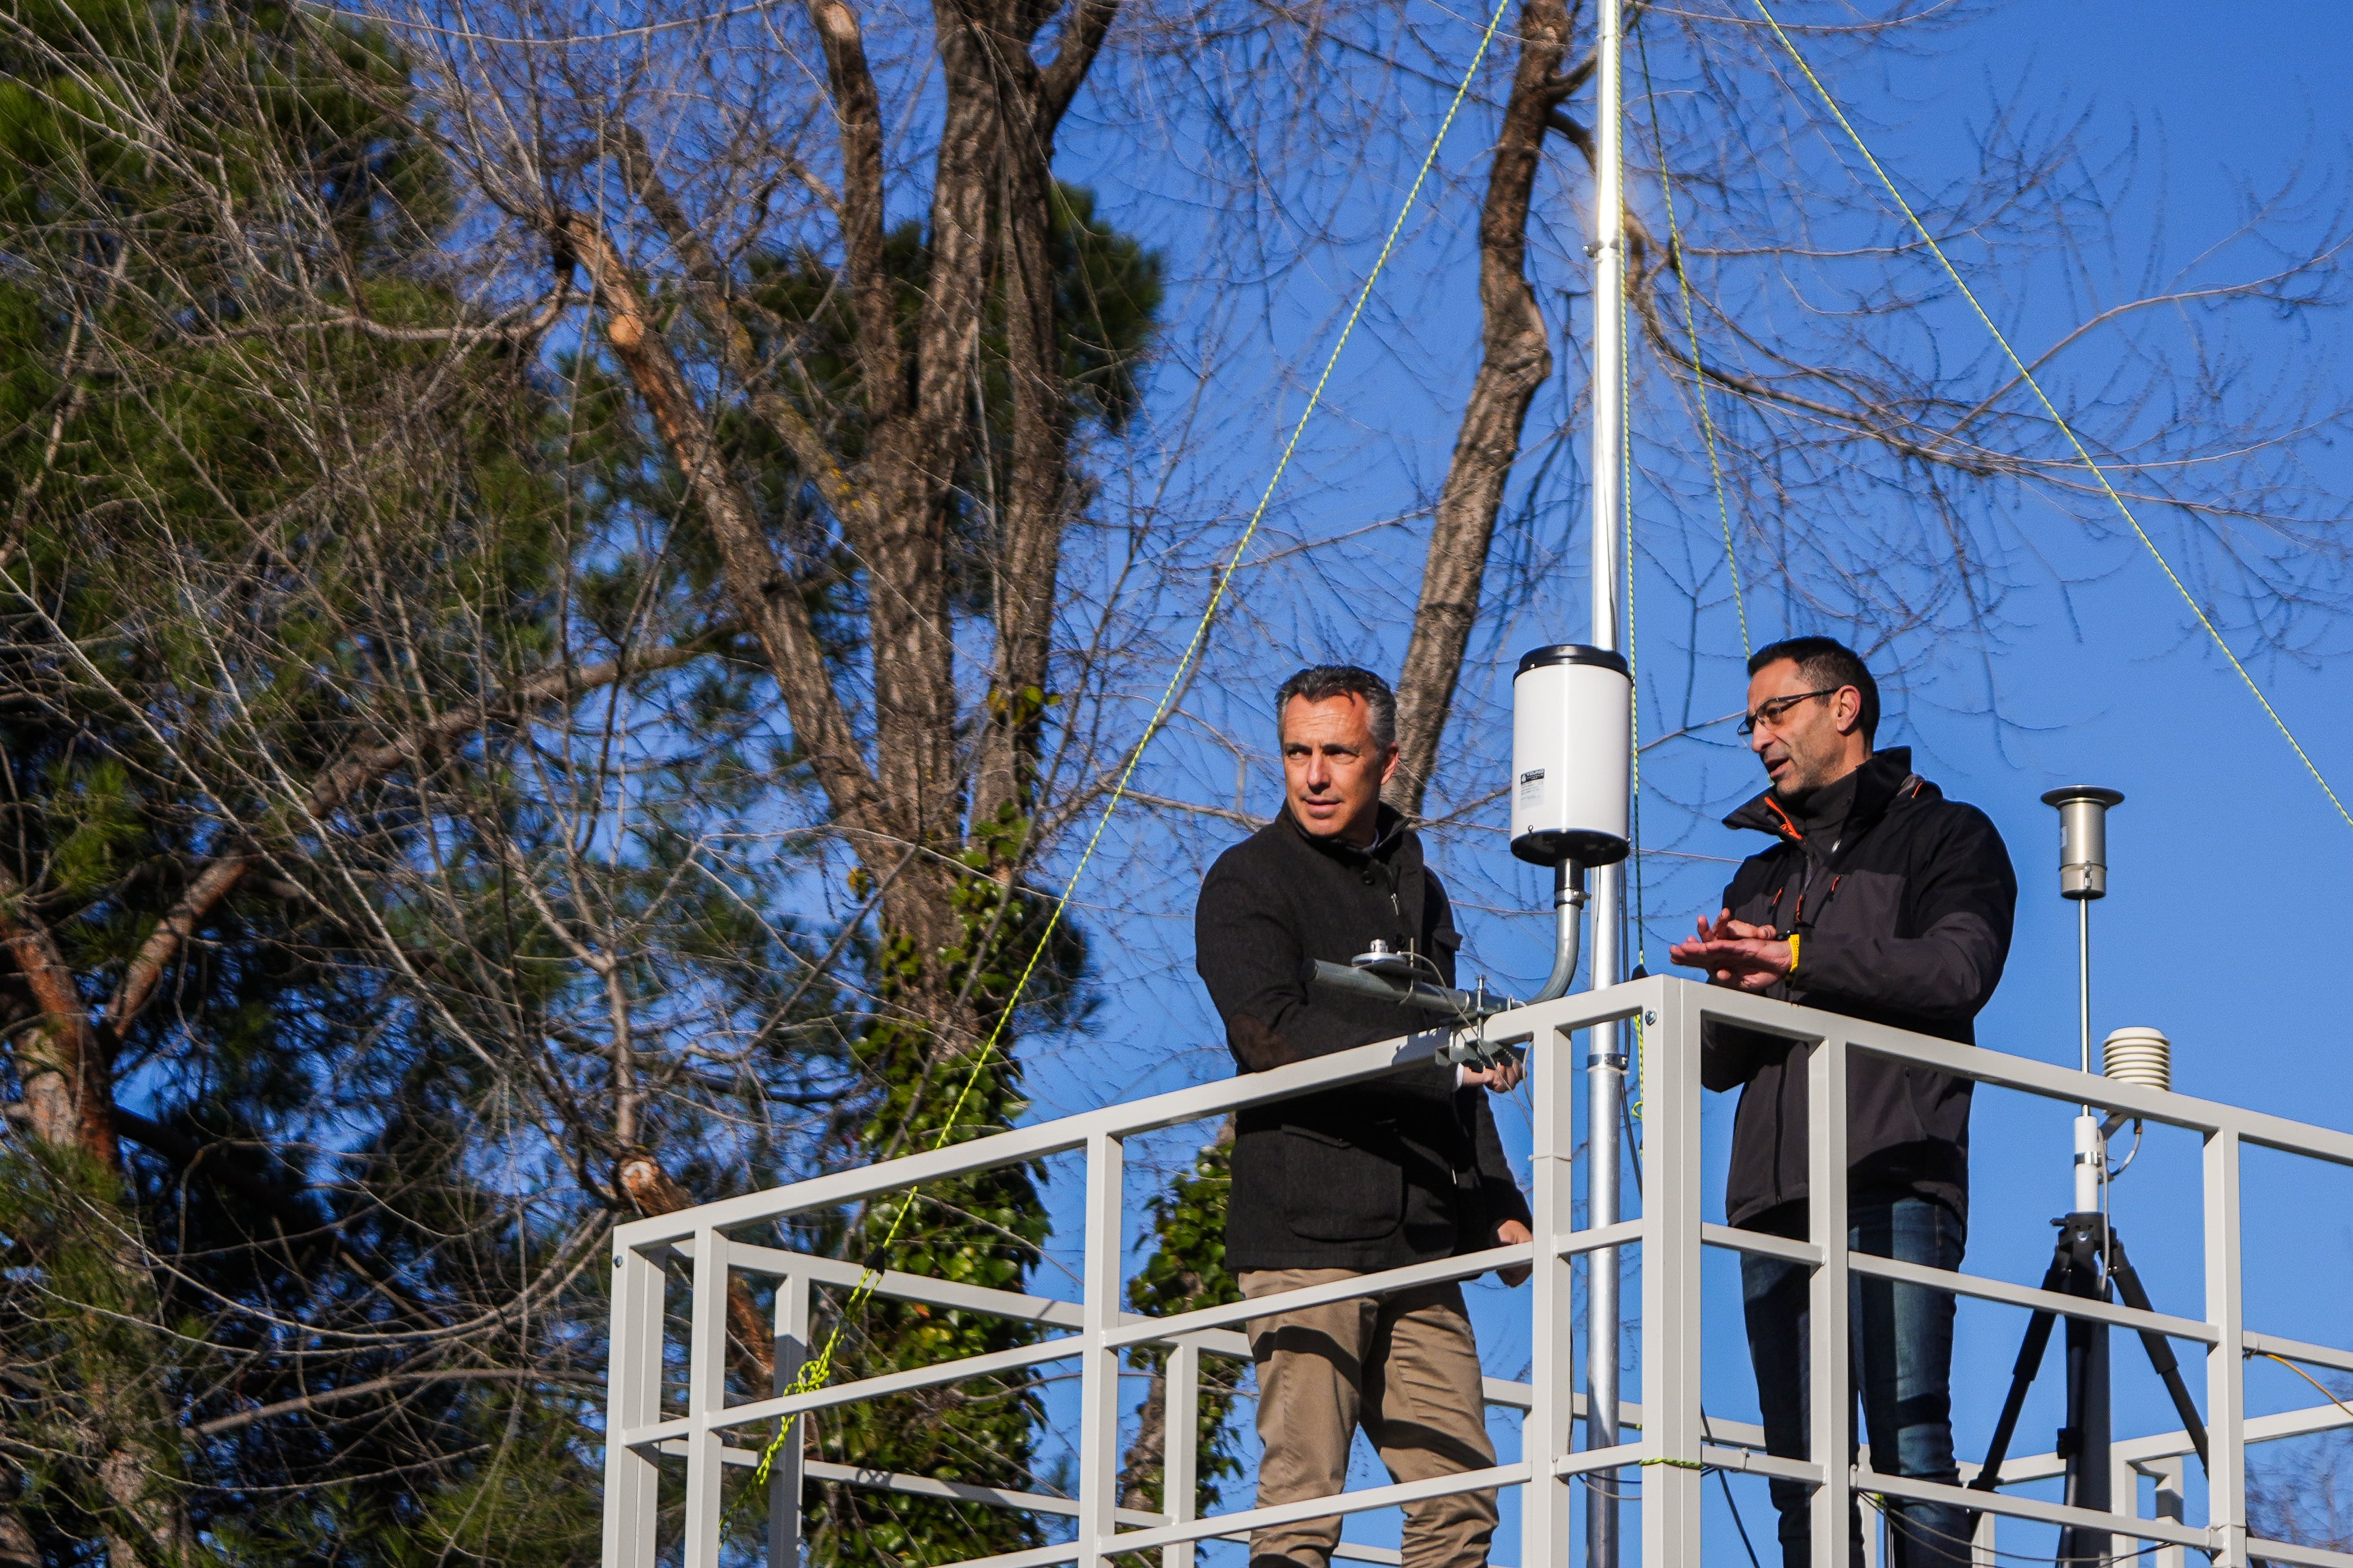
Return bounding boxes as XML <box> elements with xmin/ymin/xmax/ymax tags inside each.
<box><xmin>1741</xmin><ymin>1190</ymin><xmax>1969</xmax><ymax>1568</ymax></box>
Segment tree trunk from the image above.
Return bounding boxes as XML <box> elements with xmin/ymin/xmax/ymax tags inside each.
<box><xmin>972</xmin><ymin>58</ymin><xmax>1078</xmax><ymax>837</ymax></box>
<box><xmin>0</xmin><ymin>1502</ymin><xmax>36</xmax><ymax>1568</ymax></box>
<box><xmin>573</xmin><ymin>0</ymin><xmax>1121</xmax><ymax>1046</ymax></box>
<box><xmin>1389</xmin><ymin>0</ymin><xmax>1578</xmax><ymax>817</ymax></box>
<box><xmin>617</xmin><ymin>1154</ymin><xmax>779</xmax><ymax>1382</ymax></box>
<box><xmin>1118</xmin><ymin>1361</ymin><xmax>1175</xmax><ymax>1516</ymax></box>
<box><xmin>2</xmin><ymin>895</ymin><xmax>116</xmax><ymax>1169</ymax></box>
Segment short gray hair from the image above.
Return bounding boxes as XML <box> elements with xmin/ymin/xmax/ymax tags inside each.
<box><xmin>1275</xmin><ymin>665</ymin><xmax>1397</xmax><ymax>750</ymax></box>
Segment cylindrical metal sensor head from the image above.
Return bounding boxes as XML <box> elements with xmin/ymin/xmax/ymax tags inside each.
<box><xmin>2102</xmin><ymin>1026</ymin><xmax>2171</xmax><ymax>1094</ymax></box>
<box><xmin>2040</xmin><ymin>785</ymin><xmax>2124</xmax><ymax>900</ymax></box>
<box><xmin>1511</xmin><ymin>645</ymin><xmax>1630</xmax><ymax>867</ymax></box>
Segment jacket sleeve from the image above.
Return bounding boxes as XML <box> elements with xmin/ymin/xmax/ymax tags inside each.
<box><xmin>1195</xmin><ymin>856</ymin><xmax>1390</xmax><ymax>1069</ymax></box>
<box><xmin>1425</xmin><ymin>869</ymin><xmax>1462</xmax><ymax>987</ymax></box>
<box><xmin>1698</xmin><ymin>870</ymin><xmax>1780</xmax><ymax>1090</ymax></box>
<box><xmin>1469</xmin><ymin>1090</ymin><xmax>1532</xmax><ymax>1234</ymax></box>
<box><xmin>1795</xmin><ymin>805</ymin><xmax>2017</xmax><ymax>1023</ymax></box>
<box><xmin>1700</xmin><ymin>1022</ymin><xmax>1785</xmax><ymax>1092</ymax></box>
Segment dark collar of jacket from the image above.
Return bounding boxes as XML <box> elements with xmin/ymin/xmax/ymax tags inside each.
<box><xmin>1722</xmin><ymin>747</ymin><xmax>1922</xmax><ymax>850</ymax></box>
<box><xmin>1277</xmin><ymin>800</ymin><xmax>1417</xmax><ymax>872</ymax></box>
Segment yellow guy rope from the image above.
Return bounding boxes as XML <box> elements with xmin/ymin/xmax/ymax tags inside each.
<box><xmin>1622</xmin><ymin>260</ymin><xmax>1650</xmax><ymax>1126</ymax></box>
<box><xmin>749</xmin><ymin>0</ymin><xmax>1522</xmax><ymax>1489</ymax></box>
<box><xmin>1634</xmin><ymin>21</ymin><xmax>1747</xmax><ymax>658</ymax></box>
<box><xmin>1750</xmin><ymin>0</ymin><xmax>2353</xmax><ymax>834</ymax></box>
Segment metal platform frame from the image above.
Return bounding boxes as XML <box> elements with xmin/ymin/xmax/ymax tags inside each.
<box><xmin>603</xmin><ymin>976</ymin><xmax>2353</xmax><ymax>1567</ymax></box>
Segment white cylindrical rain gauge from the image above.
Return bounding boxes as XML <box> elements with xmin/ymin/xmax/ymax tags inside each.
<box><xmin>2041</xmin><ymin>785</ymin><xmax>2124</xmax><ymax>899</ymax></box>
<box><xmin>1511</xmin><ymin>645</ymin><xmax>1630</xmax><ymax>868</ymax></box>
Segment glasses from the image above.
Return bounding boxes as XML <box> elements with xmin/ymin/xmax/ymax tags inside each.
<box><xmin>1737</xmin><ymin>688</ymin><xmax>1841</xmax><ymax>737</ymax></box>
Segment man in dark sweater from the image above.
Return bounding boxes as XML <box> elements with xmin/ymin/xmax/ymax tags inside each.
<box><xmin>1671</xmin><ymin>638</ymin><xmax>2016</xmax><ymax>1568</ymax></box>
<box><xmin>1195</xmin><ymin>665</ymin><xmax>1530</xmax><ymax>1568</ymax></box>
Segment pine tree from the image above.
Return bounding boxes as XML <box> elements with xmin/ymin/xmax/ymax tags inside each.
<box><xmin>0</xmin><ymin>1</ymin><xmax>628</xmax><ymax>1558</ymax></box>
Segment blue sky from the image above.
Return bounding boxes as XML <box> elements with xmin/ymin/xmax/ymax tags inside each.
<box><xmin>1834</xmin><ymin>4</ymin><xmax>2353</xmax><ymax>1554</ymax></box>
<box><xmin>994</xmin><ymin>1</ymin><xmax>2353</xmax><ymax>1560</ymax></box>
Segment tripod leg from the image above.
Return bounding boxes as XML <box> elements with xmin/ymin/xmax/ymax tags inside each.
<box><xmin>2107</xmin><ymin>1235</ymin><xmax>2210</xmax><ymax>1472</ymax></box>
<box><xmin>1970</xmin><ymin>1246</ymin><xmax>2072</xmax><ymax>1492</ymax></box>
<box><xmin>2055</xmin><ymin>1217</ymin><xmax>2111</xmax><ymax>1568</ymax></box>
<box><xmin>2058</xmin><ymin>1304</ymin><xmax>2112</xmax><ymax>1565</ymax></box>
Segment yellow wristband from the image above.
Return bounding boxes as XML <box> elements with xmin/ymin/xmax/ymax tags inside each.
<box><xmin>1787</xmin><ymin>933</ymin><xmax>1801</xmax><ymax>973</ymax></box>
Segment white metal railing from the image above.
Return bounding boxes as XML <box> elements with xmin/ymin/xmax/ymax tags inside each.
<box><xmin>603</xmin><ymin>977</ymin><xmax>2353</xmax><ymax>1568</ymax></box>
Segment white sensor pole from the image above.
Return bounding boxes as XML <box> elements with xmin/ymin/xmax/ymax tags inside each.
<box><xmin>2043</xmin><ymin>786</ymin><xmax>2123</xmax><ymax>1213</ymax></box>
<box><xmin>1585</xmin><ymin>0</ymin><xmax>1627</xmax><ymax>1563</ymax></box>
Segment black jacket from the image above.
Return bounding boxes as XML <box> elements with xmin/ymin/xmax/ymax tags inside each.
<box><xmin>1195</xmin><ymin>805</ymin><xmax>1532</xmax><ymax>1271</ymax></box>
<box><xmin>1704</xmin><ymin>748</ymin><xmax>2017</xmax><ymax>1229</ymax></box>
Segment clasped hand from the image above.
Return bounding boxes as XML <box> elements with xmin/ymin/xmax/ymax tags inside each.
<box><xmin>1666</xmin><ymin>908</ymin><xmax>1794</xmax><ymax>992</ymax></box>
<box><xmin>1455</xmin><ymin>1060</ymin><xmax>1530</xmax><ymax>1285</ymax></box>
<box><xmin>1459</xmin><ymin>1055</ymin><xmax>1524</xmax><ymax>1093</ymax></box>
<box><xmin>1494</xmin><ymin>1218</ymin><xmax>1532</xmax><ymax>1287</ymax></box>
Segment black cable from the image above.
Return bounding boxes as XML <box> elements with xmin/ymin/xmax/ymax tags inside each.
<box><xmin>1622</xmin><ymin>1070</ymin><xmax>1643</xmax><ymax>1198</ymax></box>
<box><xmin>1593</xmin><ymin>1456</ymin><xmax>2174</xmax><ymax>1567</ymax></box>
<box><xmin>1621</xmin><ymin>965</ymin><xmax>1646</xmax><ymax>1197</ymax></box>
<box><xmin>1718</xmin><ymin>1468</ymin><xmax>1765</xmax><ymax>1568</ymax></box>
<box><xmin>1869</xmin><ymin>1489</ymin><xmax>2169</xmax><ymax>1566</ymax></box>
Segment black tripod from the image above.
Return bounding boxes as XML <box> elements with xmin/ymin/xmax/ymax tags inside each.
<box><xmin>1970</xmin><ymin>1212</ymin><xmax>2207</xmax><ymax>1565</ymax></box>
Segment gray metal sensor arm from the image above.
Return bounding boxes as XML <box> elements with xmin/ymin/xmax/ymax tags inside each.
<box><xmin>1301</xmin><ymin>960</ymin><xmax>1522</xmax><ymax>1070</ymax></box>
<box><xmin>1301</xmin><ymin>960</ymin><xmax>1490</xmax><ymax>1018</ymax></box>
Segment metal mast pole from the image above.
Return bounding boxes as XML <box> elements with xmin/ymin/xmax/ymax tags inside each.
<box><xmin>2078</xmin><ymin>896</ymin><xmax>2096</xmax><ymax>1188</ymax></box>
<box><xmin>2080</xmin><ymin>896</ymin><xmax>2094</xmax><ymax>1075</ymax></box>
<box><xmin>1584</xmin><ymin>0</ymin><xmax>1627</xmax><ymax>1562</ymax></box>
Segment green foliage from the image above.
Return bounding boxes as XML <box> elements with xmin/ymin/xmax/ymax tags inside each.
<box><xmin>747</xmin><ymin>181</ymin><xmax>1158</xmax><ymax>442</ymax></box>
<box><xmin>0</xmin><ymin>2</ymin><xmax>626</xmax><ymax>1563</ymax></box>
<box><xmin>145</xmin><ymin>1016</ymin><xmax>613</xmax><ymax>1568</ymax></box>
<box><xmin>806</xmin><ymin>1056</ymin><xmax>1049</xmax><ymax>1562</ymax></box>
<box><xmin>805</xmin><ymin>823</ymin><xmax>1089</xmax><ymax>1568</ymax></box>
<box><xmin>1123</xmin><ymin>1132</ymin><xmax>1247</xmax><ymax>1513</ymax></box>
<box><xmin>1049</xmin><ymin>184</ymin><xmax>1165</xmax><ymax>434</ymax></box>
<box><xmin>0</xmin><ymin>0</ymin><xmax>1162</xmax><ymax>1561</ymax></box>
<box><xmin>0</xmin><ymin>1147</ymin><xmax>193</xmax><ymax>1566</ymax></box>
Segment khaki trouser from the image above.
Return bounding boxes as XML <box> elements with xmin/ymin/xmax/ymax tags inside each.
<box><xmin>1238</xmin><ymin>1269</ymin><xmax>1499</xmax><ymax>1568</ymax></box>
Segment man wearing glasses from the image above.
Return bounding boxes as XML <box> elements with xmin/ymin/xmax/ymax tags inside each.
<box><xmin>1669</xmin><ymin>637</ymin><xmax>2016</xmax><ymax>1568</ymax></box>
